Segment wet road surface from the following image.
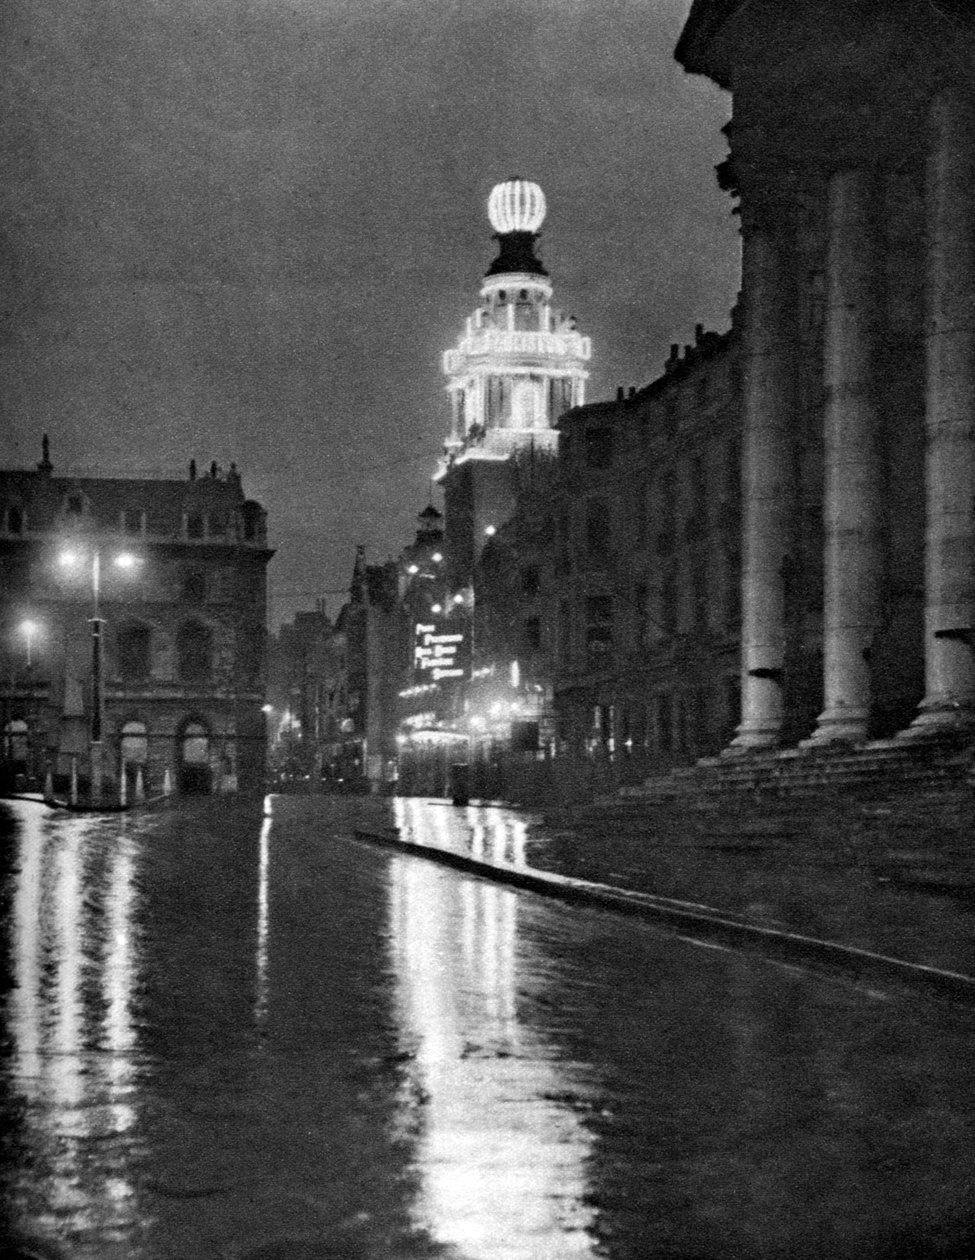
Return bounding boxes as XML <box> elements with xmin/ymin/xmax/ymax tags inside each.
<box><xmin>2</xmin><ymin>794</ymin><xmax>975</xmax><ymax>1259</ymax></box>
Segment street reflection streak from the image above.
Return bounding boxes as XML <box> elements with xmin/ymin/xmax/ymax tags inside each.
<box><xmin>388</xmin><ymin>805</ymin><xmax>595</xmax><ymax>1259</ymax></box>
<box><xmin>255</xmin><ymin>811</ymin><xmax>272</xmax><ymax>1027</ymax></box>
<box><xmin>7</xmin><ymin>812</ymin><xmax>142</xmax><ymax>1247</ymax></box>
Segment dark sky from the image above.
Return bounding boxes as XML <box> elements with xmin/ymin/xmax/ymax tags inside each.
<box><xmin>1</xmin><ymin>0</ymin><xmax>739</xmax><ymax>626</ymax></box>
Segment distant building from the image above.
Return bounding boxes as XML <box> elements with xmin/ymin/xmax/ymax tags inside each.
<box><xmin>0</xmin><ymin>440</ymin><xmax>272</xmax><ymax>797</ymax></box>
<box><xmin>336</xmin><ymin>545</ymin><xmax>400</xmax><ymax>790</ymax></box>
<box><xmin>267</xmin><ymin>602</ymin><xmax>346</xmax><ymax>787</ymax></box>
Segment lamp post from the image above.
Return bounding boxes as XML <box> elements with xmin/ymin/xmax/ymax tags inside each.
<box><xmin>18</xmin><ymin>619</ymin><xmax>39</xmax><ymax>782</ymax></box>
<box><xmin>59</xmin><ymin>546</ymin><xmax>141</xmax><ymax>805</ymax></box>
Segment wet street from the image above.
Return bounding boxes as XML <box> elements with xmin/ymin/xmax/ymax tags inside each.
<box><xmin>2</xmin><ymin>795</ymin><xmax>975</xmax><ymax>1260</ymax></box>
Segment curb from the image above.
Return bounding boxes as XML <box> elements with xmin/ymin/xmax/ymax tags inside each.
<box><xmin>353</xmin><ymin>826</ymin><xmax>975</xmax><ymax>1006</ymax></box>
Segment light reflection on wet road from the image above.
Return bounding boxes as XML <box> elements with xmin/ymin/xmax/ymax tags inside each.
<box><xmin>1</xmin><ymin>795</ymin><xmax>975</xmax><ymax>1259</ymax></box>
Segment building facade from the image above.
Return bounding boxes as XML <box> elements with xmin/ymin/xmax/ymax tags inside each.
<box><xmin>677</xmin><ymin>0</ymin><xmax>975</xmax><ymax>749</ymax></box>
<box><xmin>0</xmin><ymin>441</ymin><xmax>272</xmax><ymax>798</ymax></box>
<box><xmin>552</xmin><ymin>324</ymin><xmax>743</xmax><ymax>788</ymax></box>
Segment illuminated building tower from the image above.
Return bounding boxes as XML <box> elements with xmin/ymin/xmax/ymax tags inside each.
<box><xmin>435</xmin><ymin>179</ymin><xmax>591</xmax><ymax>587</ymax></box>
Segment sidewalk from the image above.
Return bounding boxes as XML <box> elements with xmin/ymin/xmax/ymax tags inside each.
<box><xmin>354</xmin><ymin>788</ymin><xmax>975</xmax><ymax>982</ymax></box>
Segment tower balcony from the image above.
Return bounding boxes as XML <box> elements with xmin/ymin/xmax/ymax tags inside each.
<box><xmin>443</xmin><ymin>328</ymin><xmax>592</xmax><ymax>374</ymax></box>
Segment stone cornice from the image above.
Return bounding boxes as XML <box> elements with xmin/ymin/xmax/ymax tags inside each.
<box><xmin>675</xmin><ymin>0</ymin><xmax>752</xmax><ymax>87</ymax></box>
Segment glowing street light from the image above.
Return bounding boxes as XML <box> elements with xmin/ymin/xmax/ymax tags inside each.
<box><xmin>18</xmin><ymin>620</ymin><xmax>39</xmax><ymax>668</ymax></box>
<box><xmin>484</xmin><ymin>525</ymin><xmax>497</xmax><ymax>537</ymax></box>
<box><xmin>57</xmin><ymin>545</ymin><xmax>143</xmax><ymax>804</ymax></box>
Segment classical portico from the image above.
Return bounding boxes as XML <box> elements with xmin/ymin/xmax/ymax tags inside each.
<box><xmin>678</xmin><ymin>0</ymin><xmax>975</xmax><ymax>749</ymax></box>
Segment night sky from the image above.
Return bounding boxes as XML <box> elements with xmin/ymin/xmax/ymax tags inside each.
<box><xmin>2</xmin><ymin>0</ymin><xmax>739</xmax><ymax>626</ymax></box>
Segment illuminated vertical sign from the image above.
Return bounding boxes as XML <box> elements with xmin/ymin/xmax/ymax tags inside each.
<box><xmin>414</xmin><ymin>623</ymin><xmax>465</xmax><ymax>683</ymax></box>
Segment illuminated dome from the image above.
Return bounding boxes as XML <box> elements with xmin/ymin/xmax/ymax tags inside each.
<box><xmin>487</xmin><ymin>180</ymin><xmax>547</xmax><ymax>235</ymax></box>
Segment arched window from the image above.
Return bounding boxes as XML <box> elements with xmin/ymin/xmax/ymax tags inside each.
<box><xmin>120</xmin><ymin>721</ymin><xmax>148</xmax><ymax>765</ymax></box>
<box><xmin>181</xmin><ymin>722</ymin><xmax>209</xmax><ymax>764</ymax></box>
<box><xmin>177</xmin><ymin>620</ymin><xmax>211</xmax><ymax>682</ymax></box>
<box><xmin>3</xmin><ymin>719</ymin><xmax>28</xmax><ymax>762</ymax></box>
<box><xmin>116</xmin><ymin>621</ymin><xmax>152</xmax><ymax>681</ymax></box>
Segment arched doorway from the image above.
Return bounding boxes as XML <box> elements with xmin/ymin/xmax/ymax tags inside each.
<box><xmin>120</xmin><ymin>720</ymin><xmax>148</xmax><ymax>795</ymax></box>
<box><xmin>2</xmin><ymin>719</ymin><xmax>29</xmax><ymax>789</ymax></box>
<box><xmin>178</xmin><ymin>720</ymin><xmax>211</xmax><ymax>794</ymax></box>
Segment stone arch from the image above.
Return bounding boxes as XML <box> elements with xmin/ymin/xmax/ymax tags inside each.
<box><xmin>176</xmin><ymin>714</ymin><xmax>212</xmax><ymax>794</ymax></box>
<box><xmin>119</xmin><ymin>718</ymin><xmax>149</xmax><ymax>795</ymax></box>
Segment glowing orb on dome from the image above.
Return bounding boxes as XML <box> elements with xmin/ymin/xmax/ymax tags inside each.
<box><xmin>487</xmin><ymin>179</ymin><xmax>546</xmax><ymax>234</ymax></box>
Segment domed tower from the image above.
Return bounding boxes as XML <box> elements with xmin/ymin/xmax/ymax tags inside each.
<box><xmin>436</xmin><ymin>179</ymin><xmax>591</xmax><ymax>583</ymax></box>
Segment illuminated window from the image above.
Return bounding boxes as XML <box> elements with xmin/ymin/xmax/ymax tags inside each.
<box><xmin>181</xmin><ymin>721</ymin><xmax>209</xmax><ymax>764</ymax></box>
<box><xmin>3</xmin><ymin>719</ymin><xmax>28</xmax><ymax>762</ymax></box>
<box><xmin>120</xmin><ymin>721</ymin><xmax>148</xmax><ymax>764</ymax></box>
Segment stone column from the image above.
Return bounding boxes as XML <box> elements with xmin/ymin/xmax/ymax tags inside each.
<box><xmin>907</xmin><ymin>89</ymin><xmax>975</xmax><ymax>735</ymax></box>
<box><xmin>730</xmin><ymin>207</ymin><xmax>798</xmax><ymax>750</ymax></box>
<box><xmin>808</xmin><ymin>168</ymin><xmax>884</xmax><ymax>744</ymax></box>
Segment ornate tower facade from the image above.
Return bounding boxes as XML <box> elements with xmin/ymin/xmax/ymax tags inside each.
<box><xmin>435</xmin><ymin>179</ymin><xmax>591</xmax><ymax>586</ymax></box>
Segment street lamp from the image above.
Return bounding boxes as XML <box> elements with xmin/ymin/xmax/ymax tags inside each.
<box><xmin>58</xmin><ymin>547</ymin><xmax>142</xmax><ymax>804</ymax></box>
<box><xmin>18</xmin><ymin>619</ymin><xmax>38</xmax><ymax>668</ymax></box>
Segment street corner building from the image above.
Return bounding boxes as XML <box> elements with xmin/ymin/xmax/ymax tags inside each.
<box><xmin>0</xmin><ymin>440</ymin><xmax>273</xmax><ymax>799</ymax></box>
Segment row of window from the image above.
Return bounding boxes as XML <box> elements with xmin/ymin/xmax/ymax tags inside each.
<box><xmin>0</xmin><ymin>504</ymin><xmax>260</xmax><ymax>542</ymax></box>
<box><xmin>3</xmin><ymin>718</ymin><xmax>213</xmax><ymax>765</ymax></box>
<box><xmin>552</xmin><ymin>568</ymin><xmax>740</xmax><ymax>670</ymax></box>
<box><xmin>113</xmin><ymin>619</ymin><xmax>263</xmax><ymax>685</ymax></box>
<box><xmin>562</xmin><ymin>680</ymin><xmax>740</xmax><ymax>758</ymax></box>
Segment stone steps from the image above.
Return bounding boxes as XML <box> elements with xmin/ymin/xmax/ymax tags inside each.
<box><xmin>617</xmin><ymin>734</ymin><xmax>975</xmax><ymax>805</ymax></box>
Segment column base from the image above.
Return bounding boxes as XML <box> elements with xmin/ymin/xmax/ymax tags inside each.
<box><xmin>897</xmin><ymin>700</ymin><xmax>975</xmax><ymax>742</ymax></box>
<box><xmin>724</xmin><ymin>727</ymin><xmax>782</xmax><ymax>755</ymax></box>
<box><xmin>801</xmin><ymin>711</ymin><xmax>869</xmax><ymax>748</ymax></box>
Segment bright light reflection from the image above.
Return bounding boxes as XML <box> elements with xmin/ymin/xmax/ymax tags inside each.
<box><xmin>255</xmin><ymin>813</ymin><xmax>271</xmax><ymax>1026</ymax></box>
<box><xmin>9</xmin><ymin>811</ymin><xmax>141</xmax><ymax>1243</ymax></box>
<box><xmin>388</xmin><ymin>803</ymin><xmax>595</xmax><ymax>1258</ymax></box>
